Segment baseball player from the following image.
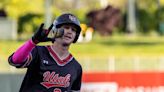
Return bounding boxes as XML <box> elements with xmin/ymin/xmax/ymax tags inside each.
<box><xmin>8</xmin><ymin>13</ymin><xmax>82</xmax><ymax>92</ymax></box>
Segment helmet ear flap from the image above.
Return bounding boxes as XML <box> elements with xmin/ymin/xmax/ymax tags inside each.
<box><xmin>73</xmin><ymin>32</ymin><xmax>80</xmax><ymax>43</ymax></box>
<box><xmin>51</xmin><ymin>26</ymin><xmax>64</xmax><ymax>38</ymax></box>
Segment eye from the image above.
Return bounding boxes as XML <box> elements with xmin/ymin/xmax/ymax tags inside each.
<box><xmin>63</xmin><ymin>26</ymin><xmax>70</xmax><ymax>29</ymax></box>
<box><xmin>63</xmin><ymin>25</ymin><xmax>77</xmax><ymax>32</ymax></box>
<box><xmin>71</xmin><ymin>27</ymin><xmax>77</xmax><ymax>32</ymax></box>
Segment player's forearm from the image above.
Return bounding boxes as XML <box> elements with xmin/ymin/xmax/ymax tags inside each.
<box><xmin>12</xmin><ymin>39</ymin><xmax>36</xmax><ymax>64</ymax></box>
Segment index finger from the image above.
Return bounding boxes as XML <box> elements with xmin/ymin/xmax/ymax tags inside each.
<box><xmin>48</xmin><ymin>24</ymin><xmax>53</xmax><ymax>31</ymax></box>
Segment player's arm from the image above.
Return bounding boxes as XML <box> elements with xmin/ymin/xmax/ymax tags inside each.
<box><xmin>8</xmin><ymin>39</ymin><xmax>36</xmax><ymax>68</ymax></box>
<box><xmin>8</xmin><ymin>23</ymin><xmax>54</xmax><ymax>68</ymax></box>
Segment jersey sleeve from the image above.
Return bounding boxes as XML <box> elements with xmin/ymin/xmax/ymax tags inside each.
<box><xmin>71</xmin><ymin>65</ymin><xmax>82</xmax><ymax>91</ymax></box>
<box><xmin>8</xmin><ymin>47</ymin><xmax>39</xmax><ymax>68</ymax></box>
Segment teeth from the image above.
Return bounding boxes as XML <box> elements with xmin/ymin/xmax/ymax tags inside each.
<box><xmin>66</xmin><ymin>35</ymin><xmax>71</xmax><ymax>38</ymax></box>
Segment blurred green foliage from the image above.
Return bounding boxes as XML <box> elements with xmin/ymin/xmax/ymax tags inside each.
<box><xmin>136</xmin><ymin>0</ymin><xmax>164</xmax><ymax>35</ymax></box>
<box><xmin>136</xmin><ymin>8</ymin><xmax>157</xmax><ymax>34</ymax></box>
<box><xmin>1</xmin><ymin>0</ymin><xmax>164</xmax><ymax>36</ymax></box>
<box><xmin>18</xmin><ymin>14</ymin><xmax>44</xmax><ymax>34</ymax></box>
<box><xmin>0</xmin><ymin>0</ymin><xmax>102</xmax><ymax>38</ymax></box>
<box><xmin>2</xmin><ymin>0</ymin><xmax>44</xmax><ymax>19</ymax></box>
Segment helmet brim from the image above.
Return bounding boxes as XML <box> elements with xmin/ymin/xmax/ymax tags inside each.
<box><xmin>56</xmin><ymin>22</ymin><xmax>81</xmax><ymax>33</ymax></box>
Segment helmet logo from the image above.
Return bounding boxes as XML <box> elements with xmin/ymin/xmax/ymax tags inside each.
<box><xmin>69</xmin><ymin>15</ymin><xmax>76</xmax><ymax>22</ymax></box>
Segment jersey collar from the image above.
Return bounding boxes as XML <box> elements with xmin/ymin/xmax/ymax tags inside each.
<box><xmin>47</xmin><ymin>46</ymin><xmax>73</xmax><ymax>66</ymax></box>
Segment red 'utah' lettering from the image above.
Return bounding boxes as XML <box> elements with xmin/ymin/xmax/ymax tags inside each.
<box><xmin>40</xmin><ymin>71</ymin><xmax>71</xmax><ymax>89</ymax></box>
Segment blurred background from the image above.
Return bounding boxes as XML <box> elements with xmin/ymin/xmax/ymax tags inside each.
<box><xmin>1</xmin><ymin>0</ymin><xmax>164</xmax><ymax>92</ymax></box>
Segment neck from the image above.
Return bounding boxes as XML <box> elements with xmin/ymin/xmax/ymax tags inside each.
<box><xmin>51</xmin><ymin>43</ymin><xmax>70</xmax><ymax>59</ymax></box>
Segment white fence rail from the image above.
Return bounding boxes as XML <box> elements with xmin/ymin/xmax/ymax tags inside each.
<box><xmin>78</xmin><ymin>56</ymin><xmax>164</xmax><ymax>72</ymax></box>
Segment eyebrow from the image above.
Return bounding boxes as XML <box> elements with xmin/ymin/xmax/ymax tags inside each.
<box><xmin>62</xmin><ymin>25</ymin><xmax>77</xmax><ymax>31</ymax></box>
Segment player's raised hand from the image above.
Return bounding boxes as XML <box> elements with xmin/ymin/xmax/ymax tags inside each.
<box><xmin>32</xmin><ymin>23</ymin><xmax>54</xmax><ymax>44</ymax></box>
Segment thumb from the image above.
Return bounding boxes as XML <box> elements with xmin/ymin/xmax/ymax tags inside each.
<box><xmin>48</xmin><ymin>24</ymin><xmax>53</xmax><ymax>31</ymax></box>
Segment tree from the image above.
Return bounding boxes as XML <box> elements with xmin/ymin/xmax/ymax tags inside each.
<box><xmin>2</xmin><ymin>0</ymin><xmax>44</xmax><ymax>19</ymax></box>
<box><xmin>136</xmin><ymin>0</ymin><xmax>160</xmax><ymax>34</ymax></box>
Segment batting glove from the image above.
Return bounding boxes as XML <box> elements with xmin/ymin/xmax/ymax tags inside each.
<box><xmin>32</xmin><ymin>23</ymin><xmax>54</xmax><ymax>44</ymax></box>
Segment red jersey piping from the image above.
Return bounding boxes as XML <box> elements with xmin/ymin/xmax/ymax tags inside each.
<box><xmin>46</xmin><ymin>46</ymin><xmax>73</xmax><ymax>66</ymax></box>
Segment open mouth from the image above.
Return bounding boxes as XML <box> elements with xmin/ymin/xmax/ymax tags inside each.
<box><xmin>64</xmin><ymin>35</ymin><xmax>72</xmax><ymax>39</ymax></box>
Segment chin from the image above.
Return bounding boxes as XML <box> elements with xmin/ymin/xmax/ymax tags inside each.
<box><xmin>62</xmin><ymin>41</ymin><xmax>73</xmax><ymax>46</ymax></box>
<box><xmin>63</xmin><ymin>39</ymin><xmax>73</xmax><ymax>44</ymax></box>
<box><xmin>62</xmin><ymin>42</ymin><xmax>71</xmax><ymax>46</ymax></box>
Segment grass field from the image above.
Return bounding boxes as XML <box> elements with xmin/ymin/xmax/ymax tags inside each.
<box><xmin>1</xmin><ymin>35</ymin><xmax>164</xmax><ymax>73</ymax></box>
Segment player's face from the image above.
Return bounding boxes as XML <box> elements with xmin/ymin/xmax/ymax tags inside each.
<box><xmin>55</xmin><ymin>24</ymin><xmax>77</xmax><ymax>46</ymax></box>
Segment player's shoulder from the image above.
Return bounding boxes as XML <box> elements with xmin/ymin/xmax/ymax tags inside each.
<box><xmin>33</xmin><ymin>45</ymin><xmax>49</xmax><ymax>54</ymax></box>
<box><xmin>34</xmin><ymin>45</ymin><xmax>47</xmax><ymax>51</ymax></box>
<box><xmin>71</xmin><ymin>58</ymin><xmax>82</xmax><ymax>75</ymax></box>
<box><xmin>71</xmin><ymin>58</ymin><xmax>82</xmax><ymax>70</ymax></box>
<box><xmin>35</xmin><ymin>45</ymin><xmax>47</xmax><ymax>49</ymax></box>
